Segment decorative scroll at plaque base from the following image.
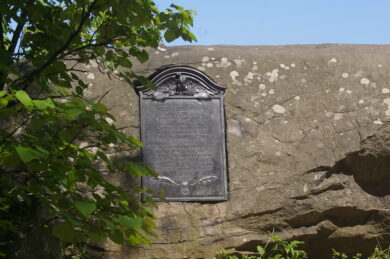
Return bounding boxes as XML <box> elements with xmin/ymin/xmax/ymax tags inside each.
<box><xmin>136</xmin><ymin>66</ymin><xmax>228</xmax><ymax>201</ymax></box>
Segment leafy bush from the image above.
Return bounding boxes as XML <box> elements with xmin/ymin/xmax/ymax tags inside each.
<box><xmin>212</xmin><ymin>234</ymin><xmax>307</xmax><ymax>259</ymax></box>
<box><xmin>213</xmin><ymin>235</ymin><xmax>390</xmax><ymax>259</ymax></box>
<box><xmin>0</xmin><ymin>0</ymin><xmax>196</xmax><ymax>257</ymax></box>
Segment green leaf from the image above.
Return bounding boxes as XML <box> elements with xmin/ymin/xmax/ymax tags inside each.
<box><xmin>127</xmin><ymin>136</ymin><xmax>142</xmax><ymax>147</ymax></box>
<box><xmin>109</xmin><ymin>230</ymin><xmax>124</xmax><ymax>244</ymax></box>
<box><xmin>118</xmin><ymin>56</ymin><xmax>132</xmax><ymax>68</ymax></box>
<box><xmin>125</xmin><ymin>161</ymin><xmax>157</xmax><ymax>177</ymax></box>
<box><xmin>33</xmin><ymin>98</ymin><xmax>55</xmax><ymax>110</ymax></box>
<box><xmin>15</xmin><ymin>90</ymin><xmax>33</xmax><ymax>107</ymax></box>
<box><xmin>52</xmin><ymin>222</ymin><xmax>77</xmax><ymax>243</ymax></box>
<box><xmin>0</xmin><ymin>98</ymin><xmax>8</xmax><ymax>109</ymax></box>
<box><xmin>257</xmin><ymin>246</ymin><xmax>265</xmax><ymax>256</ymax></box>
<box><xmin>164</xmin><ymin>30</ymin><xmax>177</xmax><ymax>43</ymax></box>
<box><xmin>89</xmin><ymin>231</ymin><xmax>104</xmax><ymax>243</ymax></box>
<box><xmin>112</xmin><ymin>215</ymin><xmax>142</xmax><ymax>230</ymax></box>
<box><xmin>74</xmin><ymin>200</ymin><xmax>96</xmax><ymax>218</ymax></box>
<box><xmin>0</xmin><ymin>91</ymin><xmax>7</xmax><ymax>97</ymax></box>
<box><xmin>15</xmin><ymin>146</ymin><xmax>48</xmax><ymax>163</ymax></box>
<box><xmin>136</xmin><ymin>50</ymin><xmax>148</xmax><ymax>64</ymax></box>
<box><xmin>94</xmin><ymin>103</ymin><xmax>107</xmax><ymax>113</ymax></box>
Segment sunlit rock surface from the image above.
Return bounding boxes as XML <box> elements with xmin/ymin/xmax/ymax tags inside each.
<box><xmin>84</xmin><ymin>44</ymin><xmax>390</xmax><ymax>259</ymax></box>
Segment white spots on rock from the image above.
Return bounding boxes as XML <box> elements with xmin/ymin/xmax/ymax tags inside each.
<box><xmin>266</xmin><ymin>69</ymin><xmax>279</xmax><ymax>83</ymax></box>
<box><xmin>79</xmin><ymin>142</ymin><xmax>89</xmax><ymax>149</ymax></box>
<box><xmin>354</xmin><ymin>70</ymin><xmax>364</xmax><ymax>77</ymax></box>
<box><xmin>295</xmin><ymin>96</ymin><xmax>301</xmax><ymax>100</ymax></box>
<box><xmin>280</xmin><ymin>64</ymin><xmax>285</xmax><ymax>68</ymax></box>
<box><xmin>261</xmin><ymin>93</ymin><xmax>267</xmax><ymax>97</ymax></box>
<box><xmin>326</xmin><ymin>90</ymin><xmax>330</xmax><ymax>93</ymax></box>
<box><xmin>216</xmin><ymin>75</ymin><xmax>220</xmax><ymax>78</ymax></box>
<box><xmin>105</xmin><ymin>117</ymin><xmax>114</xmax><ymax>125</ymax></box>
<box><xmin>384</xmin><ymin>98</ymin><xmax>390</xmax><ymax>116</ymax></box>
<box><xmin>230</xmin><ymin>71</ymin><xmax>242</xmax><ymax>85</ymax></box>
<box><xmin>304</xmin><ymin>66</ymin><xmax>307</xmax><ymax>70</ymax></box>
<box><xmin>113</xmin><ymin>69</ymin><xmax>119</xmax><ymax>75</ymax></box>
<box><xmin>283</xmin><ymin>120</ymin><xmax>288</xmax><ymax>124</ymax></box>
<box><xmin>244</xmin><ymin>72</ymin><xmax>254</xmax><ymax>84</ymax></box>
<box><xmin>207</xmin><ymin>47</ymin><xmax>214</xmax><ymax>51</ymax></box>
<box><xmin>90</xmin><ymin>60</ymin><xmax>98</xmax><ymax>68</ymax></box>
<box><xmin>86</xmin><ymin>73</ymin><xmax>95</xmax><ymax>80</ymax></box>
<box><xmin>381</xmin><ymin>88</ymin><xmax>390</xmax><ymax>94</ymax></box>
<box><xmin>342</xmin><ymin>73</ymin><xmax>349</xmax><ymax>78</ymax></box>
<box><xmin>346</xmin><ymin>90</ymin><xmax>353</xmax><ymax>94</ymax></box>
<box><xmin>378</xmin><ymin>64</ymin><xmax>383</xmax><ymax>68</ymax></box>
<box><xmin>284</xmin><ymin>66</ymin><xmax>290</xmax><ymax>70</ymax></box>
<box><xmin>157</xmin><ymin>47</ymin><xmax>167</xmax><ymax>52</ymax></box>
<box><xmin>83</xmin><ymin>89</ymin><xmax>92</xmax><ymax>96</ymax></box>
<box><xmin>259</xmin><ymin>84</ymin><xmax>266</xmax><ymax>90</ymax></box>
<box><xmin>328</xmin><ymin>57</ymin><xmax>337</xmax><ymax>63</ymax></box>
<box><xmin>370</xmin><ymin>82</ymin><xmax>377</xmax><ymax>88</ymax></box>
<box><xmin>360</xmin><ymin>78</ymin><xmax>370</xmax><ymax>85</ymax></box>
<box><xmin>211</xmin><ymin>57</ymin><xmax>216</xmax><ymax>61</ymax></box>
<box><xmin>334</xmin><ymin>113</ymin><xmax>343</xmax><ymax>120</ymax></box>
<box><xmin>291</xmin><ymin>63</ymin><xmax>296</xmax><ymax>68</ymax></box>
<box><xmin>234</xmin><ymin>58</ymin><xmax>244</xmax><ymax>67</ymax></box>
<box><xmin>228</xmin><ymin>120</ymin><xmax>243</xmax><ymax>137</ymax></box>
<box><xmin>268</xmin><ymin>89</ymin><xmax>275</xmax><ymax>95</ymax></box>
<box><xmin>252</xmin><ymin>65</ymin><xmax>258</xmax><ymax>71</ymax></box>
<box><xmin>253</xmin><ymin>61</ymin><xmax>257</xmax><ymax>65</ymax></box>
<box><xmin>303</xmin><ymin>184</ymin><xmax>308</xmax><ymax>193</ymax></box>
<box><xmin>197</xmin><ymin>66</ymin><xmax>205</xmax><ymax>71</ymax></box>
<box><xmin>217</xmin><ymin>57</ymin><xmax>232</xmax><ymax>68</ymax></box>
<box><xmin>301</xmin><ymin>78</ymin><xmax>307</xmax><ymax>84</ymax></box>
<box><xmin>202</xmin><ymin>56</ymin><xmax>210</xmax><ymax>62</ymax></box>
<box><xmin>358</xmin><ymin>99</ymin><xmax>365</xmax><ymax>104</ymax></box>
<box><xmin>373</xmin><ymin>119</ymin><xmax>383</xmax><ymax>125</ymax></box>
<box><xmin>275</xmin><ymin>151</ymin><xmax>282</xmax><ymax>157</ymax></box>
<box><xmin>206</xmin><ymin>63</ymin><xmax>213</xmax><ymax>68</ymax></box>
<box><xmin>339</xmin><ymin>87</ymin><xmax>345</xmax><ymax>92</ymax></box>
<box><xmin>272</xmin><ymin>104</ymin><xmax>286</xmax><ymax>114</ymax></box>
<box><xmin>171</xmin><ymin>52</ymin><xmax>179</xmax><ymax>58</ymax></box>
<box><xmin>155</xmin><ymin>51</ymin><xmax>160</xmax><ymax>54</ymax></box>
<box><xmin>230</xmin><ymin>71</ymin><xmax>239</xmax><ymax>81</ymax></box>
<box><xmin>163</xmin><ymin>55</ymin><xmax>170</xmax><ymax>59</ymax></box>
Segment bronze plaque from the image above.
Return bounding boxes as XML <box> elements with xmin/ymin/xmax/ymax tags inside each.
<box><xmin>136</xmin><ymin>66</ymin><xmax>227</xmax><ymax>201</ymax></box>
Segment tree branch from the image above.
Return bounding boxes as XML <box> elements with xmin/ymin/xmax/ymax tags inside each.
<box><xmin>19</xmin><ymin>0</ymin><xmax>99</xmax><ymax>89</ymax></box>
<box><xmin>0</xmin><ymin>14</ymin><xmax>4</xmax><ymax>50</ymax></box>
<box><xmin>8</xmin><ymin>0</ymin><xmax>35</xmax><ymax>54</ymax></box>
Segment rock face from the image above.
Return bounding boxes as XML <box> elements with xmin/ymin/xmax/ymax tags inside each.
<box><xmin>84</xmin><ymin>45</ymin><xmax>390</xmax><ymax>258</ymax></box>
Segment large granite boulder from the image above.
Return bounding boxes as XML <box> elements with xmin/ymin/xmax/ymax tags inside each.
<box><xmin>82</xmin><ymin>44</ymin><xmax>390</xmax><ymax>258</ymax></box>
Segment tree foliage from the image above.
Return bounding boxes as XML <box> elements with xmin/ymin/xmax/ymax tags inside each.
<box><xmin>0</xmin><ymin>0</ymin><xmax>195</xmax><ymax>256</ymax></box>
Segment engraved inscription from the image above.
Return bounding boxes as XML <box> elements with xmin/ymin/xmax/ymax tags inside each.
<box><xmin>142</xmin><ymin>99</ymin><xmax>226</xmax><ymax>200</ymax></box>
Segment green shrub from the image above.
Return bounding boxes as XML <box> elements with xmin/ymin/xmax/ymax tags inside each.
<box><xmin>213</xmin><ymin>235</ymin><xmax>390</xmax><ymax>259</ymax></box>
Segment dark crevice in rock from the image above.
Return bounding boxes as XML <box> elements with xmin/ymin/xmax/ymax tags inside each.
<box><xmin>305</xmin><ymin>123</ymin><xmax>390</xmax><ymax>197</ymax></box>
<box><xmin>285</xmin><ymin>207</ymin><xmax>385</xmax><ymax>229</ymax></box>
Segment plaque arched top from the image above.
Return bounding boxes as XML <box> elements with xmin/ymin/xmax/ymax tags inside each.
<box><xmin>135</xmin><ymin>65</ymin><xmax>226</xmax><ymax>99</ymax></box>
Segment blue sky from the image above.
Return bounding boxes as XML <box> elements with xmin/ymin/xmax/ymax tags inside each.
<box><xmin>154</xmin><ymin>0</ymin><xmax>390</xmax><ymax>46</ymax></box>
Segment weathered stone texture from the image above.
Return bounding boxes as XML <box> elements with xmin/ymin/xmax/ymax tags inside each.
<box><xmin>84</xmin><ymin>45</ymin><xmax>390</xmax><ymax>258</ymax></box>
